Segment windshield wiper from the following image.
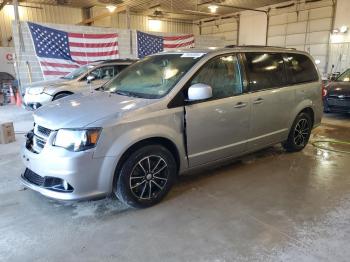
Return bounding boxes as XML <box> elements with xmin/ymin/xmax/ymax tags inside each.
<box><xmin>115</xmin><ymin>90</ymin><xmax>142</xmax><ymax>98</ymax></box>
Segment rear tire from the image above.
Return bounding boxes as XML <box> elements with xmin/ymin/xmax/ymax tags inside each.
<box><xmin>115</xmin><ymin>145</ymin><xmax>177</xmax><ymax>208</ymax></box>
<box><xmin>283</xmin><ymin>112</ymin><xmax>312</xmax><ymax>152</ymax></box>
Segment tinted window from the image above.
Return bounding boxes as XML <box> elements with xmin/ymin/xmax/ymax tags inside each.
<box><xmin>98</xmin><ymin>66</ymin><xmax>115</xmax><ymax>80</ymax></box>
<box><xmin>62</xmin><ymin>65</ymin><xmax>92</xmax><ymax>80</ymax></box>
<box><xmin>285</xmin><ymin>53</ymin><xmax>319</xmax><ymax>84</ymax></box>
<box><xmin>81</xmin><ymin>66</ymin><xmax>114</xmax><ymax>81</ymax></box>
<box><xmin>245</xmin><ymin>53</ymin><xmax>287</xmax><ymax>91</ymax></box>
<box><xmin>336</xmin><ymin>69</ymin><xmax>350</xmax><ymax>82</ymax></box>
<box><xmin>190</xmin><ymin>55</ymin><xmax>242</xmax><ymax>99</ymax></box>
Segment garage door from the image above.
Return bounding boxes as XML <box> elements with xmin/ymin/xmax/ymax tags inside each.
<box><xmin>267</xmin><ymin>1</ymin><xmax>334</xmax><ymax>75</ymax></box>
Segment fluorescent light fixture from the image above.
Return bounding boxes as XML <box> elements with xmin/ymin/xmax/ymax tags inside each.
<box><xmin>106</xmin><ymin>5</ymin><xmax>117</xmax><ymax>13</ymax></box>
<box><xmin>148</xmin><ymin>19</ymin><xmax>161</xmax><ymax>31</ymax></box>
<box><xmin>330</xmin><ymin>33</ymin><xmax>344</xmax><ymax>44</ymax></box>
<box><xmin>208</xmin><ymin>5</ymin><xmax>218</xmax><ymax>13</ymax></box>
<box><xmin>340</xmin><ymin>25</ymin><xmax>348</xmax><ymax>33</ymax></box>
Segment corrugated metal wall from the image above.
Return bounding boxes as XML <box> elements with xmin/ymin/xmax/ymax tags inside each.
<box><xmin>91</xmin><ymin>7</ymin><xmax>194</xmax><ymax>34</ymax></box>
<box><xmin>267</xmin><ymin>0</ymin><xmax>334</xmax><ymax>74</ymax></box>
<box><xmin>193</xmin><ymin>17</ymin><xmax>238</xmax><ymax>46</ymax></box>
<box><xmin>194</xmin><ymin>0</ymin><xmax>336</xmax><ymax>75</ymax></box>
<box><xmin>329</xmin><ymin>43</ymin><xmax>350</xmax><ymax>74</ymax></box>
<box><xmin>0</xmin><ymin>4</ymin><xmax>83</xmax><ymax>47</ymax></box>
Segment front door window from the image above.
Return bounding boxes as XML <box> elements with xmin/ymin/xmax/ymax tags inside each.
<box><xmin>190</xmin><ymin>55</ymin><xmax>243</xmax><ymax>99</ymax></box>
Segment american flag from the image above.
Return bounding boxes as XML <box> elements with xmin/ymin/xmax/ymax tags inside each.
<box><xmin>137</xmin><ymin>31</ymin><xmax>195</xmax><ymax>58</ymax></box>
<box><xmin>28</xmin><ymin>22</ymin><xmax>119</xmax><ymax>78</ymax></box>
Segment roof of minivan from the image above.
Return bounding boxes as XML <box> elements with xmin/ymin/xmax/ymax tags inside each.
<box><xmin>83</xmin><ymin>59</ymin><xmax>136</xmax><ymax>67</ymax></box>
<box><xmin>159</xmin><ymin>46</ymin><xmax>310</xmax><ymax>56</ymax></box>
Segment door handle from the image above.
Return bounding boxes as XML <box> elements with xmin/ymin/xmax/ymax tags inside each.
<box><xmin>253</xmin><ymin>98</ymin><xmax>264</xmax><ymax>104</ymax></box>
<box><xmin>234</xmin><ymin>102</ymin><xmax>247</xmax><ymax>108</ymax></box>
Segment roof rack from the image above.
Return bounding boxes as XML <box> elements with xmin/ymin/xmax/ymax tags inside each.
<box><xmin>91</xmin><ymin>58</ymin><xmax>137</xmax><ymax>64</ymax></box>
<box><xmin>225</xmin><ymin>45</ymin><xmax>296</xmax><ymax>50</ymax></box>
<box><xmin>100</xmin><ymin>58</ymin><xmax>137</xmax><ymax>63</ymax></box>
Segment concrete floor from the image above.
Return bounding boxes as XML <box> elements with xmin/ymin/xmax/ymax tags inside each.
<box><xmin>1</xmin><ymin>105</ymin><xmax>350</xmax><ymax>262</ymax></box>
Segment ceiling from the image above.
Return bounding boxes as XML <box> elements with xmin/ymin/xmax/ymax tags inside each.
<box><xmin>2</xmin><ymin>0</ymin><xmax>291</xmax><ymax>20</ymax></box>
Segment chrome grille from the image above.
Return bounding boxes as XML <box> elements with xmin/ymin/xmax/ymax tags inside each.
<box><xmin>34</xmin><ymin>136</ymin><xmax>46</xmax><ymax>149</ymax></box>
<box><xmin>33</xmin><ymin>124</ymin><xmax>52</xmax><ymax>153</ymax></box>
<box><xmin>37</xmin><ymin>125</ymin><xmax>51</xmax><ymax>137</ymax></box>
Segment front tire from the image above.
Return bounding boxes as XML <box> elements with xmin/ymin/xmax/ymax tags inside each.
<box><xmin>283</xmin><ymin>112</ymin><xmax>312</xmax><ymax>152</ymax></box>
<box><xmin>115</xmin><ymin>145</ymin><xmax>177</xmax><ymax>208</ymax></box>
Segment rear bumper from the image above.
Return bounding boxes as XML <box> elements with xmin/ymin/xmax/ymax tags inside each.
<box><xmin>323</xmin><ymin>98</ymin><xmax>350</xmax><ymax>113</ymax></box>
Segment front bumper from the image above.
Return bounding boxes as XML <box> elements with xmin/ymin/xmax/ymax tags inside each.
<box><xmin>23</xmin><ymin>93</ymin><xmax>53</xmax><ymax>110</ymax></box>
<box><xmin>20</xmin><ymin>139</ymin><xmax>117</xmax><ymax>201</ymax></box>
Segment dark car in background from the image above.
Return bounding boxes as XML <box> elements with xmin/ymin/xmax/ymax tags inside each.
<box><xmin>323</xmin><ymin>69</ymin><xmax>350</xmax><ymax>114</ymax></box>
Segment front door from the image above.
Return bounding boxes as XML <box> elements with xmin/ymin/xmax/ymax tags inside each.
<box><xmin>184</xmin><ymin>54</ymin><xmax>251</xmax><ymax>167</ymax></box>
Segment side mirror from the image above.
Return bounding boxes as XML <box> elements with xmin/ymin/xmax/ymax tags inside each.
<box><xmin>87</xmin><ymin>75</ymin><xmax>95</xmax><ymax>83</ymax></box>
<box><xmin>187</xmin><ymin>83</ymin><xmax>213</xmax><ymax>101</ymax></box>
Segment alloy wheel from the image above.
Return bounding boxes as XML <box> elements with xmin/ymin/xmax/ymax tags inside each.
<box><xmin>293</xmin><ymin>118</ymin><xmax>310</xmax><ymax>146</ymax></box>
<box><xmin>129</xmin><ymin>155</ymin><xmax>169</xmax><ymax>200</ymax></box>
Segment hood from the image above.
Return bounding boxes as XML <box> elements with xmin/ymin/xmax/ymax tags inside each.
<box><xmin>25</xmin><ymin>78</ymin><xmax>67</xmax><ymax>89</ymax></box>
<box><xmin>327</xmin><ymin>81</ymin><xmax>350</xmax><ymax>96</ymax></box>
<box><xmin>33</xmin><ymin>91</ymin><xmax>157</xmax><ymax>130</ymax></box>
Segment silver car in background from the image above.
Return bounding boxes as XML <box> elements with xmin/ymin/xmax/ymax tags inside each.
<box><xmin>23</xmin><ymin>59</ymin><xmax>135</xmax><ymax>109</ymax></box>
<box><xmin>21</xmin><ymin>46</ymin><xmax>322</xmax><ymax>208</ymax></box>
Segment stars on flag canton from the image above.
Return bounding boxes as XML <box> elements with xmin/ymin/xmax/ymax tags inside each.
<box><xmin>137</xmin><ymin>31</ymin><xmax>195</xmax><ymax>58</ymax></box>
<box><xmin>28</xmin><ymin>22</ymin><xmax>72</xmax><ymax>60</ymax></box>
<box><xmin>137</xmin><ymin>31</ymin><xmax>164</xmax><ymax>59</ymax></box>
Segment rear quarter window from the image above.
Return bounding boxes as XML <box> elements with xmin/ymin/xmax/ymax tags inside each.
<box><xmin>285</xmin><ymin>53</ymin><xmax>319</xmax><ymax>84</ymax></box>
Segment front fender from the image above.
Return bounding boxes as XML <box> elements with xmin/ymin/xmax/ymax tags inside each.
<box><xmin>92</xmin><ymin>110</ymin><xmax>187</xmax><ymax>193</ymax></box>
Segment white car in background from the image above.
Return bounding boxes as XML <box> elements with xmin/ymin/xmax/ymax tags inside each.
<box><xmin>23</xmin><ymin>59</ymin><xmax>135</xmax><ymax>110</ymax></box>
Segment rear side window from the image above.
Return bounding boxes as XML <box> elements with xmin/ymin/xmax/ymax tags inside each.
<box><xmin>245</xmin><ymin>53</ymin><xmax>287</xmax><ymax>91</ymax></box>
<box><xmin>285</xmin><ymin>53</ymin><xmax>319</xmax><ymax>84</ymax></box>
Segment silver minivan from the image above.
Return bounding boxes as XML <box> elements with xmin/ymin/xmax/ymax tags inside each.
<box><xmin>21</xmin><ymin>47</ymin><xmax>322</xmax><ymax>208</ymax></box>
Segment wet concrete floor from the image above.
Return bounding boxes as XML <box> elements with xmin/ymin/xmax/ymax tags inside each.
<box><xmin>1</xmin><ymin>106</ymin><xmax>350</xmax><ymax>261</ymax></box>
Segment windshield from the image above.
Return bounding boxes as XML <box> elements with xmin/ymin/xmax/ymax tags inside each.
<box><xmin>336</xmin><ymin>69</ymin><xmax>350</xmax><ymax>82</ymax></box>
<box><xmin>61</xmin><ymin>65</ymin><xmax>94</xmax><ymax>80</ymax></box>
<box><xmin>102</xmin><ymin>54</ymin><xmax>203</xmax><ymax>98</ymax></box>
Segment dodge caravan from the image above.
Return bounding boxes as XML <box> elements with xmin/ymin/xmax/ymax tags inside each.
<box><xmin>21</xmin><ymin>46</ymin><xmax>322</xmax><ymax>208</ymax></box>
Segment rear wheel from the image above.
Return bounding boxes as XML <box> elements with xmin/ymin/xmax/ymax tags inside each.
<box><xmin>283</xmin><ymin>112</ymin><xmax>312</xmax><ymax>152</ymax></box>
<box><xmin>115</xmin><ymin>145</ymin><xmax>177</xmax><ymax>208</ymax></box>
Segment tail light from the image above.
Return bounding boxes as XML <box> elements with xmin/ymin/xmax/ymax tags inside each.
<box><xmin>321</xmin><ymin>81</ymin><xmax>328</xmax><ymax>97</ymax></box>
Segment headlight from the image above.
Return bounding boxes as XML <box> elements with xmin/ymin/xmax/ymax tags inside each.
<box><xmin>28</xmin><ymin>87</ymin><xmax>45</xmax><ymax>95</ymax></box>
<box><xmin>53</xmin><ymin>128</ymin><xmax>101</xmax><ymax>152</ymax></box>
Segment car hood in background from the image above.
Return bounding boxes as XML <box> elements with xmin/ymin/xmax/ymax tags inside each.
<box><xmin>43</xmin><ymin>80</ymin><xmax>105</xmax><ymax>95</ymax></box>
<box><xmin>33</xmin><ymin>91</ymin><xmax>157</xmax><ymax>130</ymax></box>
<box><xmin>327</xmin><ymin>82</ymin><xmax>350</xmax><ymax>96</ymax></box>
<box><xmin>25</xmin><ymin>78</ymin><xmax>68</xmax><ymax>89</ymax></box>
